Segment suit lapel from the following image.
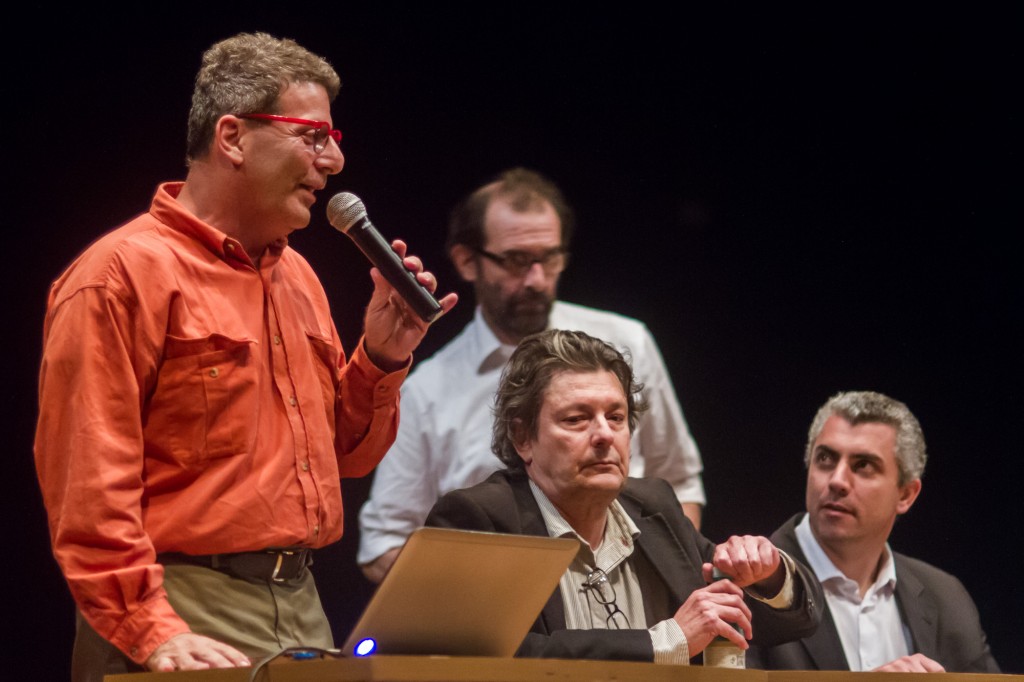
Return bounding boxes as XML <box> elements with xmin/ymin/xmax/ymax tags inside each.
<box><xmin>799</xmin><ymin>604</ymin><xmax>850</xmax><ymax>670</ymax></box>
<box><xmin>772</xmin><ymin>514</ymin><xmax>851</xmax><ymax>671</ymax></box>
<box><xmin>894</xmin><ymin>553</ymin><xmax>938</xmax><ymax>658</ymax></box>
<box><xmin>507</xmin><ymin>472</ymin><xmax>551</xmax><ymax>537</ymax></box>
<box><xmin>626</xmin><ymin>503</ymin><xmax>704</xmax><ymax>604</ymax></box>
<box><xmin>505</xmin><ymin>473</ymin><xmax>571</xmax><ymax>633</ymax></box>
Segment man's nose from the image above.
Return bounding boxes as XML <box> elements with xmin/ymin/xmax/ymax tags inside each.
<box><xmin>522</xmin><ymin>261</ymin><xmax>550</xmax><ymax>289</ymax></box>
<box><xmin>316</xmin><ymin>137</ymin><xmax>345</xmax><ymax>175</ymax></box>
<box><xmin>591</xmin><ymin>416</ymin><xmax>615</xmax><ymax>446</ymax></box>
<box><xmin>828</xmin><ymin>461</ymin><xmax>852</xmax><ymax>493</ymax></box>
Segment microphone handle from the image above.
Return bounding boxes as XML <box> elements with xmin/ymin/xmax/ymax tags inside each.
<box><xmin>346</xmin><ymin>218</ymin><xmax>443</xmax><ymax>323</ymax></box>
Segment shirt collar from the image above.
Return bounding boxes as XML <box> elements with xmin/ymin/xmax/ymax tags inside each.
<box><xmin>471</xmin><ymin>302</ymin><xmax>572</xmax><ymax>374</ymax></box>
<box><xmin>527</xmin><ymin>478</ymin><xmax>640</xmax><ymax>571</ymax></box>
<box><xmin>470</xmin><ymin>306</ymin><xmax>517</xmax><ymax>374</ymax></box>
<box><xmin>795</xmin><ymin>513</ymin><xmax>897</xmax><ymax>592</ymax></box>
<box><xmin>149</xmin><ymin>181</ymin><xmax>286</xmax><ymax>268</ymax></box>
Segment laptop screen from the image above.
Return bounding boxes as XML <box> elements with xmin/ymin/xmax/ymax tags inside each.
<box><xmin>342</xmin><ymin>527</ymin><xmax>579</xmax><ymax>657</ymax></box>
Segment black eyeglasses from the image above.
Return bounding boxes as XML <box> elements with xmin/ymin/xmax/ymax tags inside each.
<box><xmin>582</xmin><ymin>567</ymin><xmax>630</xmax><ymax>629</ymax></box>
<box><xmin>473</xmin><ymin>247</ymin><xmax>568</xmax><ymax>277</ymax></box>
<box><xmin>237</xmin><ymin>113</ymin><xmax>342</xmax><ymax>154</ymax></box>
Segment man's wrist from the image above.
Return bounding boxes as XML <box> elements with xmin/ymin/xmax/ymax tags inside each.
<box><xmin>744</xmin><ymin>551</ymin><xmax>795</xmax><ymax>607</ymax></box>
<box><xmin>363</xmin><ymin>338</ymin><xmax>411</xmax><ymax>373</ymax></box>
<box><xmin>650</xmin><ymin>618</ymin><xmax>690</xmax><ymax>665</ymax></box>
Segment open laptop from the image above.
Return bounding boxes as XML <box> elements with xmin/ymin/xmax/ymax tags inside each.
<box><xmin>341</xmin><ymin>527</ymin><xmax>579</xmax><ymax>658</ymax></box>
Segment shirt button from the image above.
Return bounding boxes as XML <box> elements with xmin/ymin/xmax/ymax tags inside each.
<box><xmin>289</xmin><ymin>396</ymin><xmax>297</xmax><ymax>406</ymax></box>
<box><xmin>273</xmin><ymin>335</ymin><xmax>281</xmax><ymax>345</ymax></box>
<box><xmin>302</xmin><ymin>461</ymin><xmax>310</xmax><ymax>472</ymax></box>
<box><xmin>208</xmin><ymin>367</ymin><xmax>219</xmax><ymax>378</ymax></box>
<box><xmin>225</xmin><ymin>243</ymin><xmax>234</xmax><ymax>251</ymax></box>
<box><xmin>313</xmin><ymin>525</ymin><xmax>320</xmax><ymax>535</ymax></box>
<box><xmin>130</xmin><ymin>646</ymin><xmax>138</xmax><ymax>657</ymax></box>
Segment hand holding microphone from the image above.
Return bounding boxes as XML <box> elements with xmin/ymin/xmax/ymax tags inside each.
<box><xmin>327</xmin><ymin>192</ymin><xmax>447</xmax><ymax>323</ymax></box>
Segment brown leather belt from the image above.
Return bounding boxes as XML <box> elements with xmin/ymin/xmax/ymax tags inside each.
<box><xmin>158</xmin><ymin>548</ymin><xmax>313</xmax><ymax>583</ymax></box>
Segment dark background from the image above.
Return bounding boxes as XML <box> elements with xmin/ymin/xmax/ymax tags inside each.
<box><xmin>8</xmin><ymin>7</ymin><xmax>1020</xmax><ymax>678</ymax></box>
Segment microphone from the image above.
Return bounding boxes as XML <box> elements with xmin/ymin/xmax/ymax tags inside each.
<box><xmin>326</xmin><ymin>192</ymin><xmax>444</xmax><ymax>323</ymax></box>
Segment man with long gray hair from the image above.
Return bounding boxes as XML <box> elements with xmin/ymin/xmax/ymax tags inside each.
<box><xmin>426</xmin><ymin>329</ymin><xmax>821</xmax><ymax>663</ymax></box>
<box><xmin>747</xmin><ymin>391</ymin><xmax>1000</xmax><ymax>673</ymax></box>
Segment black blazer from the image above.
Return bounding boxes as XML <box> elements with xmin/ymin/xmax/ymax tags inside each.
<box><xmin>746</xmin><ymin>513</ymin><xmax>1000</xmax><ymax>673</ymax></box>
<box><xmin>425</xmin><ymin>469</ymin><xmax>822</xmax><ymax>662</ymax></box>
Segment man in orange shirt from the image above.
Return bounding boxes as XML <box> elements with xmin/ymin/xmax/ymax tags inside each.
<box><xmin>33</xmin><ymin>32</ymin><xmax>455</xmax><ymax>681</ymax></box>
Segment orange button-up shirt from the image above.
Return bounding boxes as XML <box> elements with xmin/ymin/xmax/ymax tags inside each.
<box><xmin>34</xmin><ymin>182</ymin><xmax>406</xmax><ymax>663</ymax></box>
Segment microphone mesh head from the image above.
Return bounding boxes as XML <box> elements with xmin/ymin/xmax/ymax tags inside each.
<box><xmin>326</xmin><ymin>192</ymin><xmax>367</xmax><ymax>232</ymax></box>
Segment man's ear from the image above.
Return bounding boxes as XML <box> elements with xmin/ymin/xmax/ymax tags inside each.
<box><xmin>896</xmin><ymin>478</ymin><xmax>922</xmax><ymax>515</ymax></box>
<box><xmin>510</xmin><ymin>418</ymin><xmax>532</xmax><ymax>465</ymax></box>
<box><xmin>449</xmin><ymin>244</ymin><xmax>478</xmax><ymax>283</ymax></box>
<box><xmin>214</xmin><ymin>115</ymin><xmax>246</xmax><ymax>166</ymax></box>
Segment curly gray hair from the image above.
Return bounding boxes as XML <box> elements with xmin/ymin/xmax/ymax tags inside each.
<box><xmin>805</xmin><ymin>390</ymin><xmax>927</xmax><ymax>485</ymax></box>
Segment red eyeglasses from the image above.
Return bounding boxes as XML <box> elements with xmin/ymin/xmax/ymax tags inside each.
<box><xmin>237</xmin><ymin>113</ymin><xmax>342</xmax><ymax>153</ymax></box>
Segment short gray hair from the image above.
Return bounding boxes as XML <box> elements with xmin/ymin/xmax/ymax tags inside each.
<box><xmin>492</xmin><ymin>329</ymin><xmax>648</xmax><ymax>471</ymax></box>
<box><xmin>186</xmin><ymin>32</ymin><xmax>341</xmax><ymax>164</ymax></box>
<box><xmin>805</xmin><ymin>391</ymin><xmax>927</xmax><ymax>485</ymax></box>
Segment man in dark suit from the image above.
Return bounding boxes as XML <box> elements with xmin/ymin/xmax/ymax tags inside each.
<box><xmin>747</xmin><ymin>391</ymin><xmax>1000</xmax><ymax>673</ymax></box>
<box><xmin>425</xmin><ymin>329</ymin><xmax>822</xmax><ymax>664</ymax></box>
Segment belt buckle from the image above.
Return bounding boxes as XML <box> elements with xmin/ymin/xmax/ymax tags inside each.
<box><xmin>269</xmin><ymin>549</ymin><xmax>297</xmax><ymax>583</ymax></box>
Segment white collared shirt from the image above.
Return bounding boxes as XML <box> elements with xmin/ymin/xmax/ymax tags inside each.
<box><xmin>795</xmin><ymin>514</ymin><xmax>909</xmax><ymax>670</ymax></box>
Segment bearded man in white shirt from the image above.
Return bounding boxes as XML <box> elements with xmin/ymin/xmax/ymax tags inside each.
<box><xmin>357</xmin><ymin>167</ymin><xmax>706</xmax><ymax>582</ymax></box>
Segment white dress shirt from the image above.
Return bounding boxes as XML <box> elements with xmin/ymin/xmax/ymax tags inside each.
<box><xmin>357</xmin><ymin>301</ymin><xmax>705</xmax><ymax>565</ymax></box>
<box><xmin>795</xmin><ymin>514</ymin><xmax>909</xmax><ymax>670</ymax></box>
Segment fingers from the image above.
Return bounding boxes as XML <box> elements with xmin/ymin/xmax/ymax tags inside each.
<box><xmin>207</xmin><ymin>641</ymin><xmax>252</xmax><ymax>669</ymax></box>
<box><xmin>146</xmin><ymin>633</ymin><xmax>251</xmax><ymax>672</ymax></box>
<box><xmin>918</xmin><ymin>657</ymin><xmax>947</xmax><ymax>673</ymax></box>
<box><xmin>176</xmin><ymin>649</ymin><xmax>249</xmax><ymax>670</ymax></box>
<box><xmin>384</xmin><ymin>238</ymin><xmax>444</xmax><ymax>297</ymax></box>
<box><xmin>874</xmin><ymin>654</ymin><xmax>946</xmax><ymax>673</ymax></box>
<box><xmin>363</xmin><ymin>240</ymin><xmax>459</xmax><ymax>369</ymax></box>
<box><xmin>701</xmin><ymin>564</ymin><xmax>744</xmax><ymax>595</ymax></box>
<box><xmin>713</xmin><ymin>618</ymin><xmax>750</xmax><ymax>649</ymax></box>
<box><xmin>414</xmin><ymin>269</ymin><xmax>436</xmax><ymax>292</ymax></box>
<box><xmin>673</xmin><ymin>581</ymin><xmax>754</xmax><ymax>654</ymax></box>
<box><xmin>389</xmin><ymin>239</ymin><xmax>421</xmax><ymax>277</ymax></box>
<box><xmin>390</xmin><ymin>239</ymin><xmax>408</xmax><ymax>259</ymax></box>
<box><xmin>436</xmin><ymin>291</ymin><xmax>459</xmax><ymax>315</ymax></box>
<box><xmin>713</xmin><ymin>535</ymin><xmax>780</xmax><ymax>587</ymax></box>
<box><xmin>378</xmin><ymin>241</ymin><xmax>457</xmax><ymax>319</ymax></box>
<box><xmin>702</xmin><ymin>583</ymin><xmax>753</xmax><ymax>640</ymax></box>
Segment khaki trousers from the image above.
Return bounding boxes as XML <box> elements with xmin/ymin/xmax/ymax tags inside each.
<box><xmin>71</xmin><ymin>563</ymin><xmax>333</xmax><ymax>682</ymax></box>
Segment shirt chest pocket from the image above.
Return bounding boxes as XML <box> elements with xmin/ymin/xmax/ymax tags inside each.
<box><xmin>306</xmin><ymin>331</ymin><xmax>340</xmax><ymax>425</ymax></box>
<box><xmin>145</xmin><ymin>334</ymin><xmax>259</xmax><ymax>467</ymax></box>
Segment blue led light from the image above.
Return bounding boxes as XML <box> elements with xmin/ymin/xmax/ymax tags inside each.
<box><xmin>354</xmin><ymin>638</ymin><xmax>377</xmax><ymax>656</ymax></box>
